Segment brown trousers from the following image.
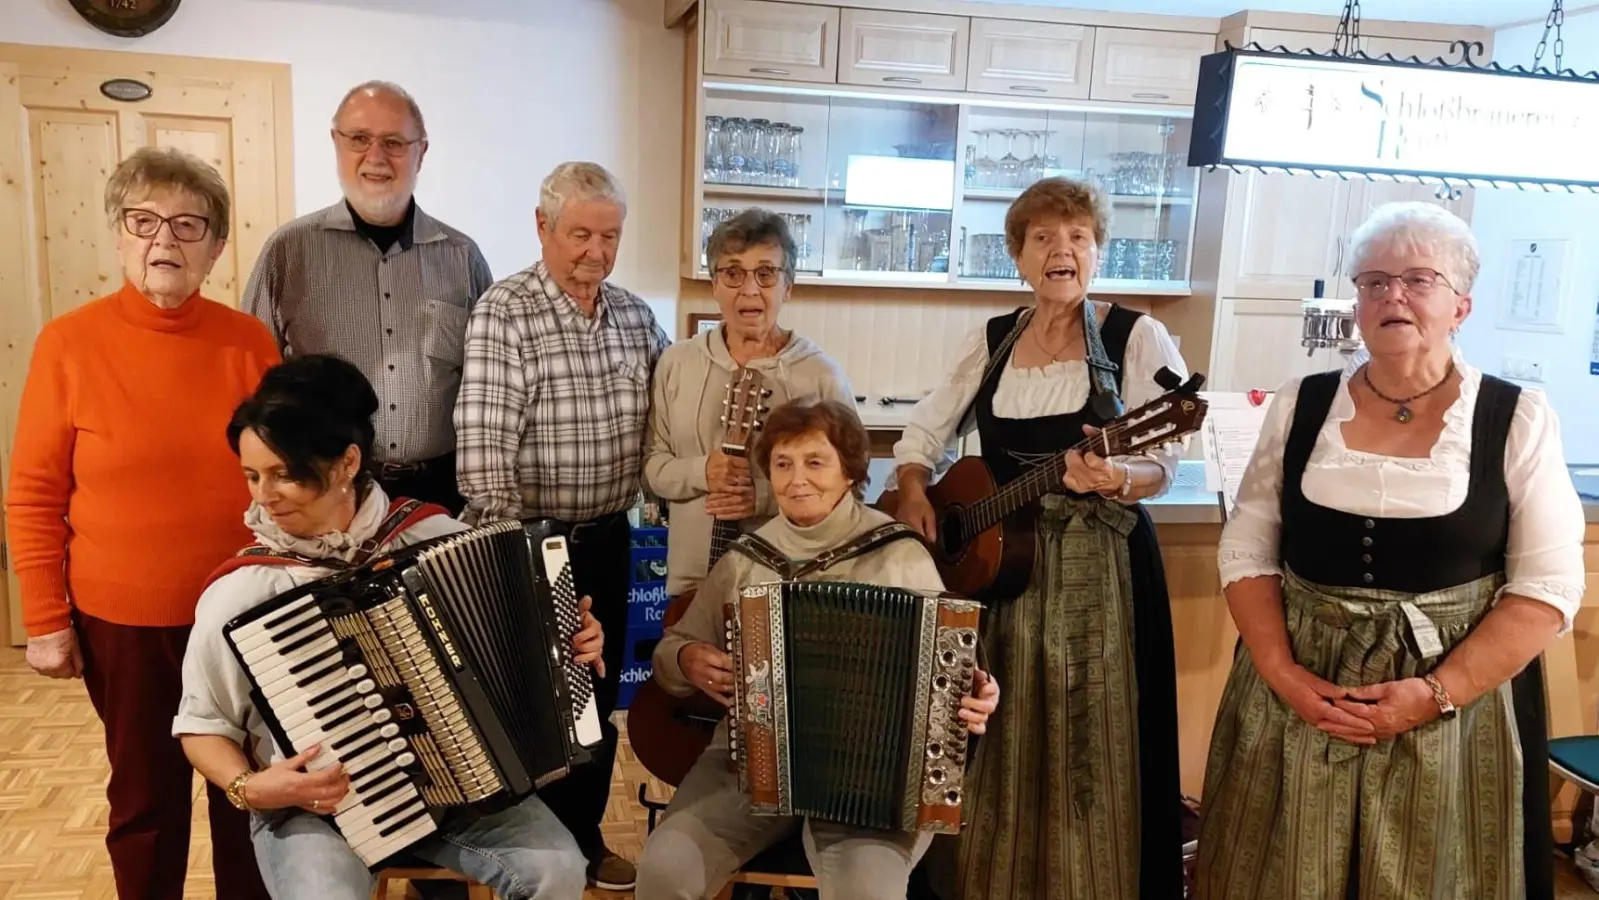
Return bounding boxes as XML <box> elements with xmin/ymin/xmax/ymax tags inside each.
<box><xmin>77</xmin><ymin>612</ymin><xmax>270</xmax><ymax>900</ymax></box>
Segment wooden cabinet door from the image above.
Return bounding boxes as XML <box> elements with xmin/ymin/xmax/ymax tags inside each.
<box><xmin>703</xmin><ymin>0</ymin><xmax>840</xmax><ymax>84</ymax></box>
<box><xmin>0</xmin><ymin>43</ymin><xmax>293</xmax><ymax>644</ymax></box>
<box><xmin>1230</xmin><ymin>171</ymin><xmax>1355</xmax><ymax>300</ymax></box>
<box><xmin>965</xmin><ymin>18</ymin><xmax>1092</xmax><ymax>100</ymax></box>
<box><xmin>838</xmin><ymin>8</ymin><xmax>970</xmax><ymax>91</ymax></box>
<box><xmin>1211</xmin><ymin>297</ymin><xmax>1340</xmax><ymax>392</ymax></box>
<box><xmin>1089</xmin><ymin>28</ymin><xmax>1215</xmax><ymax>105</ymax></box>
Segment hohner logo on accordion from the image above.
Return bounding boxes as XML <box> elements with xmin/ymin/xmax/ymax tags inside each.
<box><xmin>222</xmin><ymin>519</ymin><xmax>603</xmax><ymax>868</ymax></box>
<box><xmin>723</xmin><ymin>580</ymin><xmax>983</xmax><ymax>835</ymax></box>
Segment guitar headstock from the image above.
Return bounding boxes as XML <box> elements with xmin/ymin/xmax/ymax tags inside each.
<box><xmin>1096</xmin><ymin>367</ymin><xmax>1209</xmax><ymax>457</ymax></box>
<box><xmin>719</xmin><ymin>367</ymin><xmax>772</xmax><ymax>458</ymax></box>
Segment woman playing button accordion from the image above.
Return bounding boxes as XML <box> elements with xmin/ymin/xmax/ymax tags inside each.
<box><xmin>635</xmin><ymin>398</ymin><xmax>1000</xmax><ymax>900</ymax></box>
<box><xmin>1194</xmin><ymin>202</ymin><xmax>1586</xmax><ymax>900</ymax></box>
<box><xmin>171</xmin><ymin>354</ymin><xmax>605</xmax><ymax>899</ymax></box>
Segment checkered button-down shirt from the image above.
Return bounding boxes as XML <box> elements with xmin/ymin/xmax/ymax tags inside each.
<box><xmin>454</xmin><ymin>261</ymin><xmax>669</xmax><ymax>525</ymax></box>
<box><xmin>243</xmin><ymin>201</ymin><xmax>495</xmax><ymax>464</ymax></box>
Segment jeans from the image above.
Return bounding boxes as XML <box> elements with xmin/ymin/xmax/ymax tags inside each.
<box><xmin>249</xmin><ymin>793</ymin><xmax>587</xmax><ymax>899</ymax></box>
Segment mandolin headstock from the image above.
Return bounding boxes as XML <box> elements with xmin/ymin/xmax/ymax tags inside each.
<box><xmin>1093</xmin><ymin>368</ymin><xmax>1209</xmax><ymax>457</ymax></box>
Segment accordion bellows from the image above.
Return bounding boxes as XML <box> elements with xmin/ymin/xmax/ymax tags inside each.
<box><xmin>223</xmin><ymin>519</ymin><xmax>601</xmax><ymax>867</ymax></box>
<box><xmin>725</xmin><ymin>580</ymin><xmax>983</xmax><ymax>834</ymax></box>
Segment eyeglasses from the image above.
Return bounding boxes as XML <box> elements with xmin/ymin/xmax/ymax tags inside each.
<box><xmin>334</xmin><ymin>129</ymin><xmax>424</xmax><ymax>156</ymax></box>
<box><xmin>714</xmin><ymin>265</ymin><xmax>782</xmax><ymax>289</ymax></box>
<box><xmin>121</xmin><ymin>208</ymin><xmax>211</xmax><ymax>243</ymax></box>
<box><xmin>1352</xmin><ymin>268</ymin><xmax>1455</xmax><ymax>298</ymax></box>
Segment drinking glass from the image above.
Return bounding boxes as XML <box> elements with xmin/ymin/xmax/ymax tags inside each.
<box><xmin>747</xmin><ymin>118</ymin><xmax>771</xmax><ymax>185</ymax></box>
<box><xmin>724</xmin><ymin>117</ymin><xmax>749</xmax><ymax>184</ymax></box>
<box><xmin>704</xmin><ymin>116</ymin><xmax>725</xmax><ymax>184</ymax></box>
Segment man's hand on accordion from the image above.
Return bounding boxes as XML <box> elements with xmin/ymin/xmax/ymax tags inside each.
<box><xmin>960</xmin><ymin>669</ymin><xmax>1000</xmax><ymax>735</ymax></box>
<box><xmin>679</xmin><ymin>641</ymin><xmax>735</xmax><ymax>707</ymax></box>
<box><xmin>574</xmin><ymin>596</ymin><xmax>606</xmax><ymax>678</ymax></box>
<box><xmin>243</xmin><ymin>745</ymin><xmax>350</xmax><ymax>814</ymax></box>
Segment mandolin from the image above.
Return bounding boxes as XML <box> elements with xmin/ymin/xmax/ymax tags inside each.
<box><xmin>878</xmin><ymin>367</ymin><xmax>1208</xmax><ymax>602</ymax></box>
<box><xmin>626</xmin><ymin>367</ymin><xmax>770</xmax><ymax>786</ymax></box>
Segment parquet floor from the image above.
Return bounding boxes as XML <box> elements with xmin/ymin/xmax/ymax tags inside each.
<box><xmin>1</xmin><ymin>644</ymin><xmax>1595</xmax><ymax>899</ymax></box>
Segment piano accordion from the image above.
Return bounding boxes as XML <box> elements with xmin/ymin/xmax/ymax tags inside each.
<box><xmin>724</xmin><ymin>580</ymin><xmax>983</xmax><ymax>834</ymax></box>
<box><xmin>222</xmin><ymin>519</ymin><xmax>602</xmax><ymax>867</ymax></box>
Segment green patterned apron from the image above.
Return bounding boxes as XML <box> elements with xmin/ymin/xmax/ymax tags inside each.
<box><xmin>934</xmin><ymin>493</ymin><xmax>1145</xmax><ymax>899</ymax></box>
<box><xmin>1195</xmin><ymin>567</ymin><xmax>1523</xmax><ymax>900</ymax></box>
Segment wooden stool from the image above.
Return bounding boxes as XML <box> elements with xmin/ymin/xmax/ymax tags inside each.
<box><xmin>372</xmin><ymin>866</ymin><xmax>495</xmax><ymax>900</ymax></box>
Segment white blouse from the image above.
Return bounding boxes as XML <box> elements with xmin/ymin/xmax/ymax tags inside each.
<box><xmin>892</xmin><ymin>310</ymin><xmax>1190</xmax><ymax>495</ymax></box>
<box><xmin>1218</xmin><ymin>349</ymin><xmax>1587</xmax><ymax>630</ymax></box>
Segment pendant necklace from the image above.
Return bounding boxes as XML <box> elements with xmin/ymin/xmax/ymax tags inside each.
<box><xmin>1361</xmin><ymin>360</ymin><xmax>1455</xmax><ymax>424</ymax></box>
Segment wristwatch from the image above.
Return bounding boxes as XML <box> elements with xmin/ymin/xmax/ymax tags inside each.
<box><xmin>1422</xmin><ymin>673</ymin><xmax>1457</xmax><ymax>720</ymax></box>
<box><xmin>225</xmin><ymin>769</ymin><xmax>254</xmax><ymax>811</ymax></box>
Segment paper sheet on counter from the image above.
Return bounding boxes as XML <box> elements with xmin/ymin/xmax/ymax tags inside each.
<box><xmin>1198</xmin><ymin>392</ymin><xmax>1272</xmax><ymax>517</ymax></box>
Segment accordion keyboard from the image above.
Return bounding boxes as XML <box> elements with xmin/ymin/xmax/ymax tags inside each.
<box><xmin>229</xmin><ymin>593</ymin><xmax>440</xmax><ymax>866</ymax></box>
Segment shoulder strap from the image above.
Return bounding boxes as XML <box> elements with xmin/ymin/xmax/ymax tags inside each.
<box><xmin>957</xmin><ymin>307</ymin><xmax>1033</xmax><ymax>435</ymax></box>
<box><xmin>1083</xmin><ymin>300</ymin><xmax>1125</xmax><ymax>420</ymax></box>
<box><xmin>200</xmin><ymin>498</ymin><xmax>449</xmax><ymax>591</ymax></box>
<box><xmin>1281</xmin><ymin>372</ymin><xmax>1341</xmax><ymax>505</ymax></box>
<box><xmin>727</xmin><ymin>522</ymin><xmax>924</xmax><ymax>581</ymax></box>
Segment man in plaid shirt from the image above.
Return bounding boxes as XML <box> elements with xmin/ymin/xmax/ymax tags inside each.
<box><xmin>454</xmin><ymin>161</ymin><xmax>668</xmax><ymax>891</ymax></box>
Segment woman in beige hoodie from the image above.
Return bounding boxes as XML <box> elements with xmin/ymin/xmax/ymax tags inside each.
<box><xmin>634</xmin><ymin>398</ymin><xmax>1000</xmax><ymax>900</ymax></box>
<box><xmin>644</xmin><ymin>207</ymin><xmax>854</xmax><ymax>602</ymax></box>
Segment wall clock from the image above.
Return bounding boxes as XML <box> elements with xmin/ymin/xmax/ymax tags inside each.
<box><xmin>69</xmin><ymin>0</ymin><xmax>183</xmax><ymax>38</ymax></box>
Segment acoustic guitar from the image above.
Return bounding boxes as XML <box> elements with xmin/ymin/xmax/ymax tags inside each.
<box><xmin>878</xmin><ymin>367</ymin><xmax>1209</xmax><ymax>602</ymax></box>
<box><xmin>626</xmin><ymin>367</ymin><xmax>771</xmax><ymax>786</ymax></box>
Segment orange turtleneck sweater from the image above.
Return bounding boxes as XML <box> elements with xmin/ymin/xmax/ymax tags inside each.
<box><xmin>7</xmin><ymin>282</ymin><xmax>281</xmax><ymax>637</ymax></box>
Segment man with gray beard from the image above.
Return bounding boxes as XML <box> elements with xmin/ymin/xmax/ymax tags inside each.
<box><xmin>243</xmin><ymin>80</ymin><xmax>493</xmax><ymax>516</ymax></box>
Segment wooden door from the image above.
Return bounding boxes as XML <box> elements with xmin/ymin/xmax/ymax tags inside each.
<box><xmin>1229</xmin><ymin>170</ymin><xmax>1354</xmax><ymax>300</ymax></box>
<box><xmin>703</xmin><ymin>0</ymin><xmax>840</xmax><ymax>84</ymax></box>
<box><xmin>0</xmin><ymin>44</ymin><xmax>294</xmax><ymax>645</ymax></box>
<box><xmin>838</xmin><ymin>8</ymin><xmax>970</xmax><ymax>91</ymax></box>
<box><xmin>1088</xmin><ymin>28</ymin><xmax>1215</xmax><ymax>106</ymax></box>
<box><xmin>966</xmin><ymin>18</ymin><xmax>1093</xmax><ymax>101</ymax></box>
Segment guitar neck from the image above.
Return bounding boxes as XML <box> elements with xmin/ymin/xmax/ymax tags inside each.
<box><xmin>958</xmin><ymin>429</ymin><xmax>1118</xmax><ymax>541</ymax></box>
<box><xmin>708</xmin><ymin>518</ymin><xmax>740</xmax><ymax>569</ymax></box>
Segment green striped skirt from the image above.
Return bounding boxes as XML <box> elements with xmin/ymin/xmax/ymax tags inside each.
<box><xmin>1194</xmin><ymin>567</ymin><xmax>1523</xmax><ymax>900</ymax></box>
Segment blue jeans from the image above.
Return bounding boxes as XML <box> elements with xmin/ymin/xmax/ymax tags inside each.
<box><xmin>249</xmin><ymin>794</ymin><xmax>587</xmax><ymax>899</ymax></box>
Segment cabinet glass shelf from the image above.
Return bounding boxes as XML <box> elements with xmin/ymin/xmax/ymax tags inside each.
<box><xmin>693</xmin><ymin>85</ymin><xmax>1199</xmax><ymax>296</ymax></box>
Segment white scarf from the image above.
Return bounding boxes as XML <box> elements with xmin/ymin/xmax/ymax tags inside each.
<box><xmin>242</xmin><ymin>482</ymin><xmax>394</xmax><ymax>565</ymax></box>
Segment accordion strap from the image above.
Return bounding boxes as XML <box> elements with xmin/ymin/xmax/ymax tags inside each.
<box><xmin>201</xmin><ymin>497</ymin><xmax>447</xmax><ymax>591</ymax></box>
<box><xmin>729</xmin><ymin>522</ymin><xmax>923</xmax><ymax>580</ymax></box>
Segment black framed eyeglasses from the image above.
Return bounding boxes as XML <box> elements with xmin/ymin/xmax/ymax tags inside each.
<box><xmin>121</xmin><ymin>208</ymin><xmax>212</xmax><ymax>243</ymax></box>
<box><xmin>1352</xmin><ymin>268</ymin><xmax>1454</xmax><ymax>298</ymax></box>
<box><xmin>714</xmin><ymin>265</ymin><xmax>782</xmax><ymax>289</ymax></box>
<box><xmin>334</xmin><ymin>129</ymin><xmax>424</xmax><ymax>156</ymax></box>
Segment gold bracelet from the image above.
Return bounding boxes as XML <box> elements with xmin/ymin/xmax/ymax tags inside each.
<box><xmin>225</xmin><ymin>769</ymin><xmax>254</xmax><ymax>811</ymax></box>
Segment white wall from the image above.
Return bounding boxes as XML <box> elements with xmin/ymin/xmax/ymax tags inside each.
<box><xmin>1462</xmin><ymin>13</ymin><xmax>1599</xmax><ymax>464</ymax></box>
<box><xmin>6</xmin><ymin>0</ymin><xmax>686</xmax><ymax>334</ymax></box>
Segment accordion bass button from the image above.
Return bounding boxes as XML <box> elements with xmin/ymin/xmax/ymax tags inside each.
<box><xmin>926</xmin><ymin>742</ymin><xmax>944</xmax><ymax>760</ymax></box>
<box><xmin>928</xmin><ymin>766</ymin><xmax>947</xmax><ymax>785</ymax></box>
<box><xmin>933</xmin><ymin>674</ymin><xmax>951</xmax><ymax>693</ymax></box>
<box><xmin>944</xmin><ymin>788</ymin><xmax>961</xmax><ymax>806</ymax></box>
<box><xmin>939</xmin><ymin>650</ymin><xmax>957</xmax><ymax>667</ymax></box>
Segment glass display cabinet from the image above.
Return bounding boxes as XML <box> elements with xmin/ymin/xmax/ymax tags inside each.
<box><xmin>691</xmin><ymin>84</ymin><xmax>1199</xmax><ymax>296</ymax></box>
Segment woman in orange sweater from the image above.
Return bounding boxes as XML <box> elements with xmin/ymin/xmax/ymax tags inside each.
<box><xmin>6</xmin><ymin>146</ymin><xmax>280</xmax><ymax>900</ymax></box>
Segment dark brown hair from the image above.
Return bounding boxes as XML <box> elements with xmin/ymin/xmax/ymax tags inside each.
<box><xmin>753</xmin><ymin>397</ymin><xmax>870</xmax><ymax>500</ymax></box>
<box><xmin>1003</xmin><ymin>176</ymin><xmax>1112</xmax><ymax>259</ymax></box>
<box><xmin>706</xmin><ymin>206</ymin><xmax>797</xmax><ymax>283</ymax></box>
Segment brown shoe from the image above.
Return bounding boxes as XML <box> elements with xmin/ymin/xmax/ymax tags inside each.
<box><xmin>587</xmin><ymin>850</ymin><xmax>636</xmax><ymax>891</ymax></box>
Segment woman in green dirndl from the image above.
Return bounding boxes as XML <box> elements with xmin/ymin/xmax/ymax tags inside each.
<box><xmin>1194</xmin><ymin>202</ymin><xmax>1586</xmax><ymax>900</ymax></box>
<box><xmin>893</xmin><ymin>177</ymin><xmax>1189</xmax><ymax>899</ymax></box>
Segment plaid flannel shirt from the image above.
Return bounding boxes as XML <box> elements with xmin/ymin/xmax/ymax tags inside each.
<box><xmin>454</xmin><ymin>261</ymin><xmax>669</xmax><ymax>525</ymax></box>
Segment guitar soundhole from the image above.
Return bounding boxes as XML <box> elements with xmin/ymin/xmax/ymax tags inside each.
<box><xmin>936</xmin><ymin>505</ymin><xmax>966</xmax><ymax>558</ymax></box>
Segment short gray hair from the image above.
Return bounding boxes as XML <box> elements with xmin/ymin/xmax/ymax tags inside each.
<box><xmin>1346</xmin><ymin>201</ymin><xmax>1480</xmax><ymax>293</ymax></box>
<box><xmin>707</xmin><ymin>207</ymin><xmax>797</xmax><ymax>283</ymax></box>
<box><xmin>104</xmin><ymin>146</ymin><xmax>232</xmax><ymax>241</ymax></box>
<box><xmin>332</xmin><ymin>80</ymin><xmax>427</xmax><ymax>139</ymax></box>
<box><xmin>538</xmin><ymin>161</ymin><xmax>627</xmax><ymax>224</ymax></box>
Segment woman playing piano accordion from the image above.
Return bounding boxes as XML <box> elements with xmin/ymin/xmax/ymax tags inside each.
<box><xmin>1193</xmin><ymin>203</ymin><xmax>1586</xmax><ymax>900</ymax></box>
<box><xmin>892</xmin><ymin>176</ymin><xmax>1188</xmax><ymax>900</ymax></box>
<box><xmin>634</xmin><ymin>397</ymin><xmax>1001</xmax><ymax>900</ymax></box>
<box><xmin>171</xmin><ymin>355</ymin><xmax>604</xmax><ymax>899</ymax></box>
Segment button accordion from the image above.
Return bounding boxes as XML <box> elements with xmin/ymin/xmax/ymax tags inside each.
<box><xmin>725</xmin><ymin>580</ymin><xmax>983</xmax><ymax>834</ymax></box>
<box><xmin>222</xmin><ymin>519</ymin><xmax>602</xmax><ymax>867</ymax></box>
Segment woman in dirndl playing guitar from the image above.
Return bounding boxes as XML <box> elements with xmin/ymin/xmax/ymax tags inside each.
<box><xmin>890</xmin><ymin>176</ymin><xmax>1192</xmax><ymax>900</ymax></box>
<box><xmin>628</xmin><ymin>207</ymin><xmax>854</xmax><ymax>785</ymax></box>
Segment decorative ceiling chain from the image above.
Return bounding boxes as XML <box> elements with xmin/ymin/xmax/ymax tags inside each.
<box><xmin>1333</xmin><ymin>0</ymin><xmax>1363</xmax><ymax>55</ymax></box>
<box><xmin>1533</xmin><ymin>0</ymin><xmax>1565</xmax><ymax>71</ymax></box>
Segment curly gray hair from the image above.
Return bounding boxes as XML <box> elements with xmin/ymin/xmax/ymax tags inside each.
<box><xmin>103</xmin><ymin>146</ymin><xmax>232</xmax><ymax>241</ymax></box>
<box><xmin>538</xmin><ymin>161</ymin><xmax>627</xmax><ymax>225</ymax></box>
<box><xmin>1345</xmin><ymin>201</ymin><xmax>1480</xmax><ymax>294</ymax></box>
